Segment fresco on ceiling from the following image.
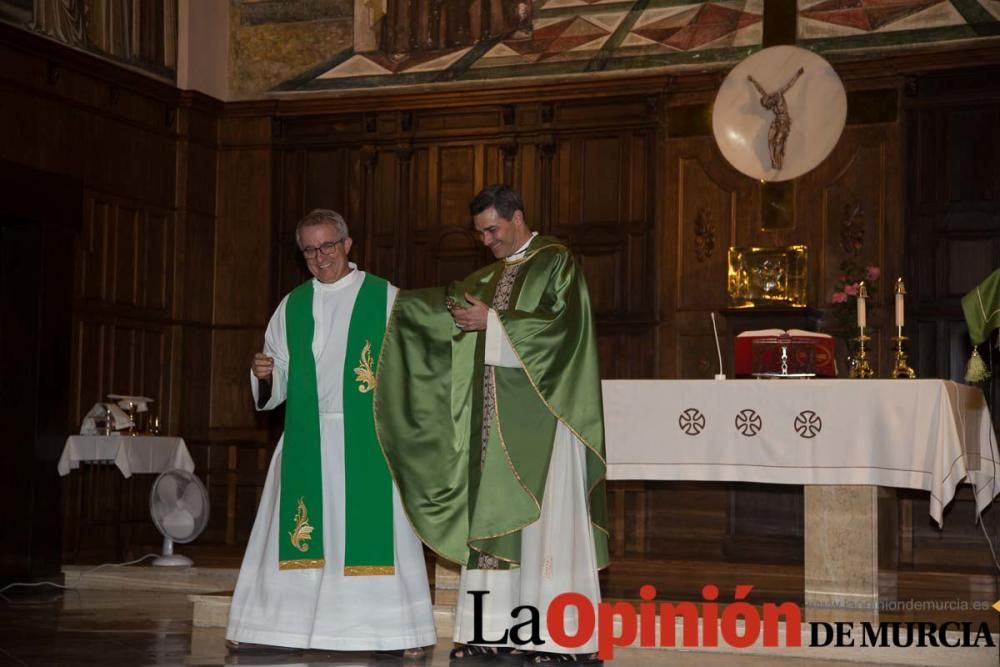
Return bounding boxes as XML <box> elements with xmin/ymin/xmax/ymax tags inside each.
<box><xmin>0</xmin><ymin>0</ymin><xmax>177</xmax><ymax>79</ymax></box>
<box><xmin>270</xmin><ymin>0</ymin><xmax>1000</xmax><ymax>93</ymax></box>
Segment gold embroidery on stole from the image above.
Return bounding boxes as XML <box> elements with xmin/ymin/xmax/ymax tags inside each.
<box><xmin>288</xmin><ymin>497</ymin><xmax>315</xmax><ymax>552</ymax></box>
<box><xmin>354</xmin><ymin>340</ymin><xmax>377</xmax><ymax>393</ymax></box>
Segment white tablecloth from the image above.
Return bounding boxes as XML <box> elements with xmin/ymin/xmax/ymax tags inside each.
<box><xmin>602</xmin><ymin>379</ymin><xmax>999</xmax><ymax>526</ymax></box>
<box><xmin>57</xmin><ymin>435</ymin><xmax>195</xmax><ymax>478</ymax></box>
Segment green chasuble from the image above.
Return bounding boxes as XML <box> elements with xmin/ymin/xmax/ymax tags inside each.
<box><xmin>375</xmin><ymin>237</ymin><xmax>609</xmax><ymax>569</ymax></box>
<box><xmin>961</xmin><ymin>267</ymin><xmax>1000</xmax><ymax>382</ymax></box>
<box><xmin>280</xmin><ymin>273</ymin><xmax>393</xmax><ymax>572</ymax></box>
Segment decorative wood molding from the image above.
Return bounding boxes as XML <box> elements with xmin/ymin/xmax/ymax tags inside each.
<box><xmin>693</xmin><ymin>208</ymin><xmax>715</xmax><ymax>263</ymax></box>
<box><xmin>840</xmin><ymin>203</ymin><xmax>866</xmax><ymax>255</ymax></box>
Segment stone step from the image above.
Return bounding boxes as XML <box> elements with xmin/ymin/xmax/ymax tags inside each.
<box><xmin>62</xmin><ymin>564</ymin><xmax>238</xmax><ymax>593</ymax></box>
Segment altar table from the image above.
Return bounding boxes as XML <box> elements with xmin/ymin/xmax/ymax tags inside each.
<box><xmin>57</xmin><ymin>435</ymin><xmax>195</xmax><ymax>561</ymax></box>
<box><xmin>602</xmin><ymin>379</ymin><xmax>999</xmax><ymax>620</ymax></box>
<box><xmin>57</xmin><ymin>435</ymin><xmax>194</xmax><ymax>478</ymax></box>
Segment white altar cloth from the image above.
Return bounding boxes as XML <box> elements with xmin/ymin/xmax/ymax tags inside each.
<box><xmin>603</xmin><ymin>379</ymin><xmax>998</xmax><ymax>526</ymax></box>
<box><xmin>57</xmin><ymin>435</ymin><xmax>195</xmax><ymax>478</ymax></box>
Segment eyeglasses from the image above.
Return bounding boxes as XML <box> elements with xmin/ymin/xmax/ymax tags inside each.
<box><xmin>301</xmin><ymin>238</ymin><xmax>345</xmax><ymax>259</ymax></box>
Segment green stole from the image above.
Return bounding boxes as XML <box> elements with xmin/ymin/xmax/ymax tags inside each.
<box><xmin>279</xmin><ymin>273</ymin><xmax>394</xmax><ymax>574</ymax></box>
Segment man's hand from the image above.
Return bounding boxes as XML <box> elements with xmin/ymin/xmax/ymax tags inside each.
<box><xmin>450</xmin><ymin>292</ymin><xmax>489</xmax><ymax>332</ymax></box>
<box><xmin>252</xmin><ymin>352</ymin><xmax>275</xmax><ymax>380</ymax></box>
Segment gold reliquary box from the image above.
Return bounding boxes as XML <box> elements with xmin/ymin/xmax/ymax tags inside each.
<box><xmin>727</xmin><ymin>245</ymin><xmax>807</xmax><ymax>308</ymax></box>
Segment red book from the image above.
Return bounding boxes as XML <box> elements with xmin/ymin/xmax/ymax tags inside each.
<box><xmin>734</xmin><ymin>329</ymin><xmax>838</xmax><ymax>378</ymax></box>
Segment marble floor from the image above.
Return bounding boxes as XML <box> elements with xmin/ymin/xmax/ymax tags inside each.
<box><xmin>1</xmin><ymin>588</ymin><xmax>995</xmax><ymax>667</ymax></box>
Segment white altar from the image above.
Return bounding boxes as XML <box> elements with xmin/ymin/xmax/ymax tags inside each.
<box><xmin>57</xmin><ymin>435</ymin><xmax>195</xmax><ymax>560</ymax></box>
<box><xmin>58</xmin><ymin>435</ymin><xmax>194</xmax><ymax>478</ymax></box>
<box><xmin>602</xmin><ymin>379</ymin><xmax>998</xmax><ymax>620</ymax></box>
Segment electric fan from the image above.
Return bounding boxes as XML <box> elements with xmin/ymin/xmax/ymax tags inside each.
<box><xmin>149</xmin><ymin>469</ymin><xmax>209</xmax><ymax>567</ymax></box>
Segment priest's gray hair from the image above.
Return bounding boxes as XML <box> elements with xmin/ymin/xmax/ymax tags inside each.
<box><xmin>295</xmin><ymin>209</ymin><xmax>350</xmax><ymax>249</ymax></box>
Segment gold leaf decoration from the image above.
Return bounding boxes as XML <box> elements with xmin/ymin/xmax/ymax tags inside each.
<box><xmin>354</xmin><ymin>340</ymin><xmax>376</xmax><ymax>393</ymax></box>
<box><xmin>289</xmin><ymin>497</ymin><xmax>314</xmax><ymax>553</ymax></box>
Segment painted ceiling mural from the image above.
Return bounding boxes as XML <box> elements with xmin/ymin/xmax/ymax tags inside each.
<box><xmin>268</xmin><ymin>0</ymin><xmax>1000</xmax><ymax>94</ymax></box>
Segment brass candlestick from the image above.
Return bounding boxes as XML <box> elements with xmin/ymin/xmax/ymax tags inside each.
<box><xmin>849</xmin><ymin>333</ymin><xmax>875</xmax><ymax>378</ymax></box>
<box><xmin>890</xmin><ymin>330</ymin><xmax>916</xmax><ymax>379</ymax></box>
<box><xmin>125</xmin><ymin>401</ymin><xmax>138</xmax><ymax>436</ymax></box>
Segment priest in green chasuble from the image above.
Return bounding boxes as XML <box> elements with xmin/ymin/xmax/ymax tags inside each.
<box><xmin>376</xmin><ymin>185</ymin><xmax>609</xmax><ymax>662</ymax></box>
<box><xmin>226</xmin><ymin>209</ymin><xmax>434</xmax><ymax>657</ymax></box>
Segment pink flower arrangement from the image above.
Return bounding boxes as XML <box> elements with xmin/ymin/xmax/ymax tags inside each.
<box><xmin>828</xmin><ymin>261</ymin><xmax>880</xmax><ymax>335</ymax></box>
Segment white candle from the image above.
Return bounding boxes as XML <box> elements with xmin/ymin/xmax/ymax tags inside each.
<box><xmin>857</xmin><ymin>282</ymin><xmax>867</xmax><ymax>329</ymax></box>
<box><xmin>895</xmin><ymin>278</ymin><xmax>905</xmax><ymax>329</ymax></box>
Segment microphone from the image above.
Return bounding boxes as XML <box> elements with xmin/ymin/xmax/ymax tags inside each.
<box><xmin>711</xmin><ymin>312</ymin><xmax>726</xmax><ymax>380</ymax></box>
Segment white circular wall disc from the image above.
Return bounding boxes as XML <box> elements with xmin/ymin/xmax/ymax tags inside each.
<box><xmin>712</xmin><ymin>45</ymin><xmax>847</xmax><ymax>182</ymax></box>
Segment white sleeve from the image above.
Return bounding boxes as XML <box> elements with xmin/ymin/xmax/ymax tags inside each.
<box><xmin>387</xmin><ymin>282</ymin><xmax>399</xmax><ymax>319</ymax></box>
<box><xmin>251</xmin><ymin>297</ymin><xmax>290</xmax><ymax>410</ymax></box>
<box><xmin>484</xmin><ymin>308</ymin><xmax>523</xmax><ymax>368</ymax></box>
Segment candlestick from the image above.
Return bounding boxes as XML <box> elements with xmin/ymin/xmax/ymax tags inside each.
<box><xmin>857</xmin><ymin>281</ymin><xmax>867</xmax><ymax>329</ymax></box>
<box><xmin>849</xmin><ymin>334</ymin><xmax>875</xmax><ymax>379</ymax></box>
<box><xmin>890</xmin><ymin>334</ymin><xmax>916</xmax><ymax>379</ymax></box>
<box><xmin>895</xmin><ymin>278</ymin><xmax>905</xmax><ymax>329</ymax></box>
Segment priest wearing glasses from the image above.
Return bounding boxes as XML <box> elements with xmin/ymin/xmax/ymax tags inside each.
<box><xmin>226</xmin><ymin>209</ymin><xmax>435</xmax><ymax>659</ymax></box>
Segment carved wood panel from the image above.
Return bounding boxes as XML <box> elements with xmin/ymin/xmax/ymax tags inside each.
<box><xmin>798</xmin><ymin>125</ymin><xmax>897</xmax><ymax>329</ymax></box>
<box><xmin>672</xmin><ymin>150</ymin><xmax>746</xmax><ymax>313</ymax></box>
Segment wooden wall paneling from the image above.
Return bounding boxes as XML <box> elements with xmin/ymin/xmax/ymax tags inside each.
<box><xmin>582</xmin><ymin>136</ymin><xmax>622</xmax><ymax>225</ymax></box>
<box><xmin>481</xmin><ymin>140</ymin><xmax>510</xmax><ymax>188</ymax></box>
<box><xmin>673</xmin><ymin>148</ymin><xmax>746</xmax><ymax>314</ymax></box>
<box><xmin>596</xmin><ymin>327</ymin><xmax>657</xmax><ymax>379</ymax></box>
<box><xmin>214</xmin><ymin>148</ymin><xmax>271</xmax><ymax>327</ymax></box>
<box><xmin>536</xmin><ymin>140</ymin><xmax>556</xmax><ymax>235</ymax></box>
<box><xmin>438</xmin><ymin>143</ymin><xmax>481</xmax><ymax>228</ymax></box>
<box><xmin>515</xmin><ymin>141</ymin><xmax>540</xmax><ymax>229</ymax></box>
<box><xmin>370</xmin><ymin>149</ymin><xmax>400</xmax><ymax>282</ymax></box>
<box><xmin>391</xmin><ymin>147</ymin><xmax>413</xmax><ymax>286</ymax></box>
<box><xmin>71</xmin><ymin>320</ymin><xmax>106</xmax><ymax>428</ymax></box>
<box><xmin>664</xmin><ymin>135</ymin><xmax>754</xmax><ymax>379</ymax></box>
<box><xmin>209</xmin><ymin>328</ymin><xmax>265</xmax><ymax>430</ymax></box>
<box><xmin>0</xmin><ymin>51</ymin><xmax>177</xmax><ymax>210</ymax></box>
<box><xmin>408</xmin><ymin>147</ymin><xmax>433</xmax><ymax>287</ymax></box>
<box><xmin>676</xmin><ymin>327</ymin><xmax>730</xmax><ymax>379</ymax></box>
<box><xmin>642</xmin><ymin>482</ymin><xmax>731</xmax><ymax>560</ymax></box>
<box><xmin>430</xmin><ymin>227</ymin><xmax>486</xmax><ymax>288</ymax></box>
<box><xmin>795</xmin><ymin>124</ymin><xmax>898</xmax><ymax>373</ymax></box>
<box><xmin>109</xmin><ymin>324</ymin><xmax>137</xmax><ymax>395</ymax></box>
<box><xmin>303</xmin><ymin>149</ymin><xmax>348</xmax><ymax>213</ymax></box>
<box><xmin>179</xmin><ymin>212</ymin><xmax>217</xmax><ymax>323</ymax></box>
<box><xmin>113</xmin><ymin>205</ymin><xmax>140</xmax><ymax>306</ymax></box>
<box><xmin>273</xmin><ymin>149</ymin><xmax>307</xmax><ymax>299</ymax></box>
<box><xmin>139</xmin><ymin>327</ymin><xmax>168</xmax><ymax>426</ymax></box>
<box><xmin>141</xmin><ymin>209</ymin><xmax>171</xmax><ymax>312</ymax></box>
<box><xmin>78</xmin><ymin>195</ymin><xmax>110</xmax><ymax>302</ymax></box>
<box><xmin>184</xmin><ymin>130</ymin><xmax>220</xmax><ymax>218</ymax></box>
<box><xmin>360</xmin><ymin>147</ymin><xmax>379</xmax><ymax>273</ymax></box>
<box><xmin>207</xmin><ymin>116</ymin><xmax>273</xmax><ymax>547</ymax></box>
<box><xmin>180</xmin><ymin>325</ymin><xmax>212</xmax><ymax>441</ymax></box>
<box><xmin>413</xmin><ymin>108</ymin><xmax>502</xmax><ymax>137</ymax></box>
<box><xmin>899</xmin><ymin>70</ymin><xmax>1000</xmax><ymax>572</ymax></box>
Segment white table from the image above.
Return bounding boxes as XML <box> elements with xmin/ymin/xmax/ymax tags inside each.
<box><xmin>601</xmin><ymin>379</ymin><xmax>999</xmax><ymax>620</ymax></box>
<box><xmin>58</xmin><ymin>435</ymin><xmax>195</xmax><ymax>561</ymax></box>
<box><xmin>58</xmin><ymin>435</ymin><xmax>194</xmax><ymax>478</ymax></box>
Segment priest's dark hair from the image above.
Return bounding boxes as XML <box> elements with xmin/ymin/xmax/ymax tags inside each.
<box><xmin>295</xmin><ymin>209</ymin><xmax>349</xmax><ymax>249</ymax></box>
<box><xmin>469</xmin><ymin>184</ymin><xmax>525</xmax><ymax>222</ymax></box>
